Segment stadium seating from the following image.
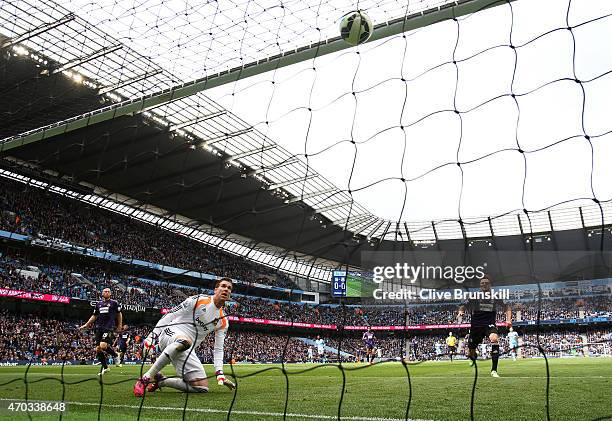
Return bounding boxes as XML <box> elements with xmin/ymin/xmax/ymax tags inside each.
<box><xmin>1</xmin><ymin>309</ymin><xmax>609</xmax><ymax>363</ymax></box>
<box><xmin>1</xmin><ymin>255</ymin><xmax>610</xmax><ymax>327</ymax></box>
<box><xmin>0</xmin><ymin>177</ymin><xmax>297</xmax><ymax>289</ymax></box>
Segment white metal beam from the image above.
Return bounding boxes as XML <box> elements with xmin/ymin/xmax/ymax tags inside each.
<box><xmin>1</xmin><ymin>0</ymin><xmax>512</xmax><ymax>152</ymax></box>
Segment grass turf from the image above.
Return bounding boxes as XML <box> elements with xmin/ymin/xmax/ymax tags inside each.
<box><xmin>0</xmin><ymin>358</ymin><xmax>610</xmax><ymax>420</ymax></box>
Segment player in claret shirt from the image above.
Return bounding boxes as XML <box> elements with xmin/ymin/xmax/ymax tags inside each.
<box><xmin>457</xmin><ymin>276</ymin><xmax>512</xmax><ymax>378</ymax></box>
<box><xmin>362</xmin><ymin>327</ymin><xmax>376</xmax><ymax>364</ymax></box>
<box><xmin>79</xmin><ymin>288</ymin><xmax>123</xmax><ymax>375</ymax></box>
<box><xmin>133</xmin><ymin>278</ymin><xmax>235</xmax><ymax>396</ymax></box>
<box><xmin>114</xmin><ymin>325</ymin><xmax>131</xmax><ymax>367</ymax></box>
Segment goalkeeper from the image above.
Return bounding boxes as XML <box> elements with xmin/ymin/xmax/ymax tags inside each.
<box><xmin>133</xmin><ymin>278</ymin><xmax>235</xmax><ymax>396</ymax></box>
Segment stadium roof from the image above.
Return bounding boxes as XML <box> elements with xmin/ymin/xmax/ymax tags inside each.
<box><xmin>1</xmin><ymin>0</ymin><xmax>612</xmax><ymax>274</ymax></box>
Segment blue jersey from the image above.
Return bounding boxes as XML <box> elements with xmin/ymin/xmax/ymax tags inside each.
<box><xmin>93</xmin><ymin>299</ymin><xmax>121</xmax><ymax>331</ymax></box>
<box><xmin>508</xmin><ymin>331</ymin><xmax>519</xmax><ymax>346</ymax></box>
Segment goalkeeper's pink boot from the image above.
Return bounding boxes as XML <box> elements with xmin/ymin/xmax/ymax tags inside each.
<box><xmin>133</xmin><ymin>376</ymin><xmax>150</xmax><ymax>397</ymax></box>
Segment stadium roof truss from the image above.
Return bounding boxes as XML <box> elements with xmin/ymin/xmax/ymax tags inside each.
<box><xmin>2</xmin><ymin>0</ymin><xmax>612</xmax><ymax>273</ymax></box>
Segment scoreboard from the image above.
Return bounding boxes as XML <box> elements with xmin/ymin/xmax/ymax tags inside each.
<box><xmin>331</xmin><ymin>270</ymin><xmax>347</xmax><ymax>297</ymax></box>
<box><xmin>331</xmin><ymin>270</ymin><xmax>377</xmax><ymax>298</ymax></box>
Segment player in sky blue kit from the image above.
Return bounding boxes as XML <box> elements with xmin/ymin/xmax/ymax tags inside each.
<box><xmin>507</xmin><ymin>327</ymin><xmax>519</xmax><ymax>361</ymax></box>
<box><xmin>79</xmin><ymin>288</ymin><xmax>123</xmax><ymax>375</ymax></box>
<box><xmin>458</xmin><ymin>276</ymin><xmax>512</xmax><ymax>378</ymax></box>
<box><xmin>362</xmin><ymin>327</ymin><xmax>376</xmax><ymax>363</ymax></box>
<box><xmin>435</xmin><ymin>341</ymin><xmax>443</xmax><ymax>360</ymax></box>
<box><xmin>315</xmin><ymin>336</ymin><xmax>326</xmax><ymax>363</ymax></box>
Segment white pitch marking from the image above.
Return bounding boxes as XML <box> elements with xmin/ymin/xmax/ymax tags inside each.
<box><xmin>0</xmin><ymin>398</ymin><xmax>433</xmax><ymax>421</ymax></box>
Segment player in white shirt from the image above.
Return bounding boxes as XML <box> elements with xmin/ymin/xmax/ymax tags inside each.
<box><xmin>133</xmin><ymin>278</ymin><xmax>235</xmax><ymax>396</ymax></box>
<box><xmin>435</xmin><ymin>342</ymin><xmax>443</xmax><ymax>360</ymax></box>
<box><xmin>507</xmin><ymin>327</ymin><xmax>519</xmax><ymax>361</ymax></box>
<box><xmin>315</xmin><ymin>336</ymin><xmax>326</xmax><ymax>362</ymax></box>
<box><xmin>307</xmin><ymin>346</ymin><xmax>314</xmax><ymax>363</ymax></box>
<box><xmin>479</xmin><ymin>342</ymin><xmax>488</xmax><ymax>359</ymax></box>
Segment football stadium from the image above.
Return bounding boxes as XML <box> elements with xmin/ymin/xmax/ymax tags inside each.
<box><xmin>0</xmin><ymin>0</ymin><xmax>611</xmax><ymax>419</ymax></box>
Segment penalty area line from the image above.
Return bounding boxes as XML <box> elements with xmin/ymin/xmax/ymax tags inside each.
<box><xmin>0</xmin><ymin>398</ymin><xmax>433</xmax><ymax>420</ymax></box>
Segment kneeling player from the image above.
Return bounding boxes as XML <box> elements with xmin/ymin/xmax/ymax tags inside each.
<box><xmin>133</xmin><ymin>278</ymin><xmax>236</xmax><ymax>396</ymax></box>
<box><xmin>458</xmin><ymin>276</ymin><xmax>512</xmax><ymax>378</ymax></box>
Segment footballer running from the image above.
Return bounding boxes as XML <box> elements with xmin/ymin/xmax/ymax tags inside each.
<box><xmin>508</xmin><ymin>327</ymin><xmax>519</xmax><ymax>361</ymax></box>
<box><xmin>79</xmin><ymin>288</ymin><xmax>123</xmax><ymax>375</ymax></box>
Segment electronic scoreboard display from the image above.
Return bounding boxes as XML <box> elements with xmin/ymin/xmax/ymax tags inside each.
<box><xmin>331</xmin><ymin>271</ymin><xmax>376</xmax><ymax>298</ymax></box>
<box><xmin>331</xmin><ymin>270</ymin><xmax>347</xmax><ymax>297</ymax></box>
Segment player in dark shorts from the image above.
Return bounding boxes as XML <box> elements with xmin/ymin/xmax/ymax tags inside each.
<box><xmin>458</xmin><ymin>276</ymin><xmax>512</xmax><ymax>377</ymax></box>
<box><xmin>446</xmin><ymin>332</ymin><xmax>458</xmax><ymax>361</ymax></box>
<box><xmin>79</xmin><ymin>288</ymin><xmax>123</xmax><ymax>375</ymax></box>
<box><xmin>114</xmin><ymin>325</ymin><xmax>130</xmax><ymax>367</ymax></box>
<box><xmin>362</xmin><ymin>327</ymin><xmax>376</xmax><ymax>363</ymax></box>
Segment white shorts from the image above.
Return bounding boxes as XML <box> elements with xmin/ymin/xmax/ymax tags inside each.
<box><xmin>158</xmin><ymin>327</ymin><xmax>206</xmax><ymax>381</ymax></box>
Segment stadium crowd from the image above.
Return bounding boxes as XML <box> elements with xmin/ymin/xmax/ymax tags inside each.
<box><xmin>0</xmin><ymin>177</ymin><xmax>296</xmax><ymax>289</ymax></box>
<box><xmin>1</xmin><ymin>176</ymin><xmax>611</xmax><ymax>327</ymax></box>
<box><xmin>328</xmin><ymin>329</ymin><xmax>612</xmax><ymax>361</ymax></box>
<box><xmin>1</xmin><ymin>254</ymin><xmax>611</xmax><ymax>326</ymax></box>
<box><xmin>0</xmin><ymin>309</ymin><xmax>148</xmax><ymax>363</ymax></box>
<box><xmin>0</xmin><ymin>309</ymin><xmax>609</xmax><ymax>364</ymax></box>
<box><xmin>0</xmin><ymin>310</ymin><xmax>316</xmax><ymax>363</ymax></box>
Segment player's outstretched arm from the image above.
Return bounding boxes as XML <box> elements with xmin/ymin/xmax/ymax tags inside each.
<box><xmin>116</xmin><ymin>311</ymin><xmax>123</xmax><ymax>332</ymax></box>
<box><xmin>214</xmin><ymin>328</ymin><xmax>235</xmax><ymax>390</ymax></box>
<box><xmin>505</xmin><ymin>304</ymin><xmax>512</xmax><ymax>327</ymax></box>
<box><xmin>79</xmin><ymin>315</ymin><xmax>96</xmax><ymax>330</ymax></box>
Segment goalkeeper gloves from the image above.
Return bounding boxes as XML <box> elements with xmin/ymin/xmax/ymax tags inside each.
<box><xmin>215</xmin><ymin>370</ymin><xmax>236</xmax><ymax>390</ymax></box>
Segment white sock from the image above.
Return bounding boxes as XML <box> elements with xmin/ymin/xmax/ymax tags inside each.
<box><xmin>143</xmin><ymin>342</ymin><xmax>182</xmax><ymax>380</ymax></box>
<box><xmin>159</xmin><ymin>377</ymin><xmax>208</xmax><ymax>393</ymax></box>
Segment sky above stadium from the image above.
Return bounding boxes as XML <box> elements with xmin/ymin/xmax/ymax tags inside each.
<box><xmin>11</xmin><ymin>0</ymin><xmax>612</xmax><ymax>226</ymax></box>
<box><xmin>206</xmin><ymin>0</ymin><xmax>612</xmax><ymax>224</ymax></box>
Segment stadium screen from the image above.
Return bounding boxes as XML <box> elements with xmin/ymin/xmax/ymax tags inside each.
<box><xmin>331</xmin><ymin>270</ymin><xmax>376</xmax><ymax>298</ymax></box>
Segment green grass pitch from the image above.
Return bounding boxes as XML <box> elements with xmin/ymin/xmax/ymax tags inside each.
<box><xmin>0</xmin><ymin>358</ymin><xmax>610</xmax><ymax>420</ymax></box>
<box><xmin>346</xmin><ymin>281</ymin><xmax>362</xmax><ymax>297</ymax></box>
